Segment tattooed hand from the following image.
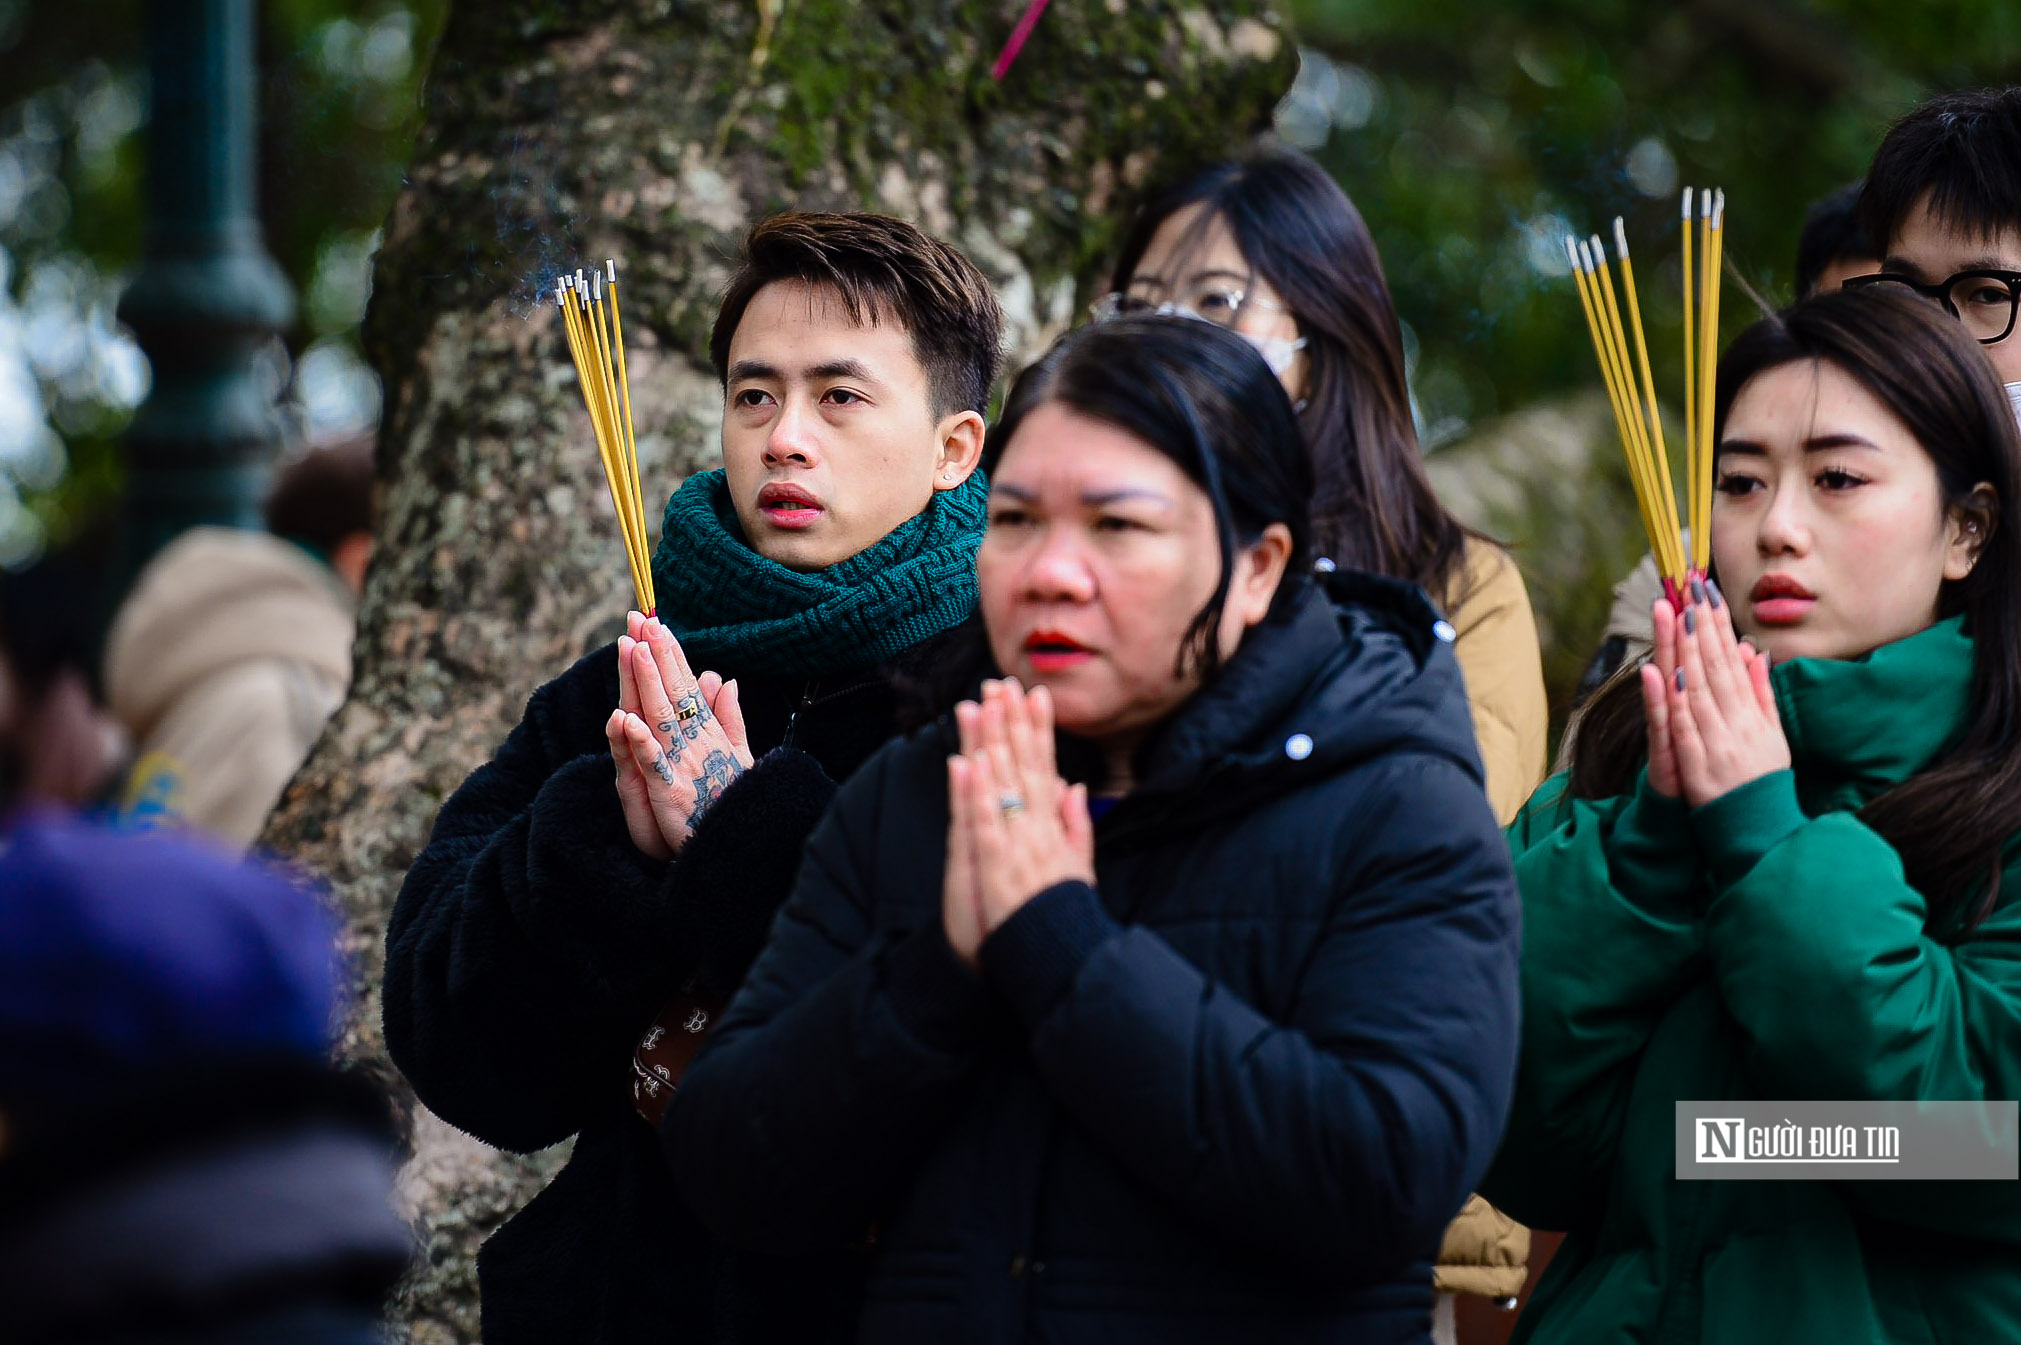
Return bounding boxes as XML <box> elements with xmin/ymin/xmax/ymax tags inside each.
<box><xmin>606</xmin><ymin>612</ymin><xmax>754</xmax><ymax>860</ymax></box>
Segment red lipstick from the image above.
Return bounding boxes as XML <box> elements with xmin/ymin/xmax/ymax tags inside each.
<box><xmin>1023</xmin><ymin>629</ymin><xmax>1094</xmax><ymax>673</ymax></box>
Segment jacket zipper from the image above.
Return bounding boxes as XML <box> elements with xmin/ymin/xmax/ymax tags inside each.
<box><xmin>782</xmin><ymin>675</ymin><xmax>883</xmax><ymax>749</ymax></box>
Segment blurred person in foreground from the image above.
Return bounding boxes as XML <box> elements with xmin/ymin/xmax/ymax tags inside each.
<box><xmin>102</xmin><ymin>435</ymin><xmax>375</xmax><ymax>851</ymax></box>
<box><xmin>0</xmin><ymin>595</ymin><xmax>410</xmax><ymax>1343</ymax></box>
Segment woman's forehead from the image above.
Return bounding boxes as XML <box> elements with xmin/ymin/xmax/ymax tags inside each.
<box><xmin>1134</xmin><ymin>204</ymin><xmax>1248</xmax><ymax>283</ymax></box>
<box><xmin>996</xmin><ymin>405</ymin><xmax>1197</xmax><ymax>495</ymax></box>
<box><xmin>1729</xmin><ymin>362</ymin><xmax>1906</xmax><ymax>437</ymax></box>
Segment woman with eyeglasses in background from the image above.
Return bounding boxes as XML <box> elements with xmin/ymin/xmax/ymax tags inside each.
<box><xmin>1100</xmin><ymin>147</ymin><xmax>1547</xmax><ymax>829</ymax></box>
<box><xmin>1100</xmin><ymin>147</ymin><xmax>1547</xmax><ymax>1343</ymax></box>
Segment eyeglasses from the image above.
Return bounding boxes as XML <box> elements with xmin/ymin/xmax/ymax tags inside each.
<box><xmin>1089</xmin><ymin>283</ymin><xmax>1292</xmax><ymax>330</ymax></box>
<box><xmin>1842</xmin><ymin>269</ymin><xmax>2021</xmax><ymax>345</ymax></box>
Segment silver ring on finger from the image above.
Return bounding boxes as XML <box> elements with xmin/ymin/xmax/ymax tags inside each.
<box><xmin>998</xmin><ymin>791</ymin><xmax>1027</xmax><ymax>820</ymax></box>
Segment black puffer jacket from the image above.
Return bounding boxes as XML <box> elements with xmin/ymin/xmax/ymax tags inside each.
<box><xmin>382</xmin><ymin>635</ymin><xmax>950</xmax><ymax>1345</ymax></box>
<box><xmin>666</xmin><ymin>575</ymin><xmax>1523</xmax><ymax>1345</ymax></box>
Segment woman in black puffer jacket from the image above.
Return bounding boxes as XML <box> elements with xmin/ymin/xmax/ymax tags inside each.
<box><xmin>665</xmin><ymin>318</ymin><xmax>1522</xmax><ymax>1345</ymax></box>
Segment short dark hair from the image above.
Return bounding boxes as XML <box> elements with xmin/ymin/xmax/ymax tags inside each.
<box><xmin>1860</xmin><ymin>87</ymin><xmax>2021</xmax><ymax>253</ymax></box>
<box><xmin>1795</xmin><ymin>180</ymin><xmax>1875</xmax><ymax>297</ymax></box>
<box><xmin>1107</xmin><ymin>148</ymin><xmax>1478</xmax><ymax>607</ymax></box>
<box><xmin>263</xmin><ymin>437</ymin><xmax>376</xmax><ymax>553</ymax></box>
<box><xmin>988</xmin><ymin>316</ymin><xmax>1313</xmax><ymax>681</ymax></box>
<box><xmin>709</xmin><ymin>213</ymin><xmax>1005</xmax><ymax>419</ymax></box>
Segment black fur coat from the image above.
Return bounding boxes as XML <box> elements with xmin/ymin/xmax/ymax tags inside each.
<box><xmin>383</xmin><ymin>636</ymin><xmax>946</xmax><ymax>1344</ymax></box>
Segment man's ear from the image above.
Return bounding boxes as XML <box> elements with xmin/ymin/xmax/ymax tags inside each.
<box><xmin>1945</xmin><ymin>481</ymin><xmax>1999</xmax><ymax>581</ymax></box>
<box><xmin>932</xmin><ymin>410</ymin><xmax>988</xmax><ymax>491</ymax></box>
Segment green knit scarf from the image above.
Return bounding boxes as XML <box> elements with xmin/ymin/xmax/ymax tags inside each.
<box><xmin>649</xmin><ymin>468</ymin><xmax>985</xmax><ymax>679</ymax></box>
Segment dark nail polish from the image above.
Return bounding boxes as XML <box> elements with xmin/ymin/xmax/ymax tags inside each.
<box><xmin>1675</xmin><ymin>667</ymin><xmax>1686</xmax><ymax>693</ymax></box>
<box><xmin>1689</xmin><ymin>577</ymin><xmax>1707</xmax><ymax>606</ymax></box>
<box><xmin>1685</xmin><ymin>607</ymin><xmax>1697</xmax><ymax>635</ymax></box>
<box><xmin>1707</xmin><ymin>578</ymin><xmax>1724</xmax><ymax>609</ymax></box>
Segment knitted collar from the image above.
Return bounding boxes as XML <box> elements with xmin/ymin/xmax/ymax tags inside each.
<box><xmin>649</xmin><ymin>469</ymin><xmax>985</xmax><ymax>680</ymax></box>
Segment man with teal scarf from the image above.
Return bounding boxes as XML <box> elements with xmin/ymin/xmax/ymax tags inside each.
<box><xmin>382</xmin><ymin>213</ymin><xmax>1005</xmax><ymax>1345</ymax></box>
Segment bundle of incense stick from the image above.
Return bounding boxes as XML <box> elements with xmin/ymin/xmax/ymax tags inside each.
<box><xmin>1566</xmin><ymin>188</ymin><xmax>1725</xmax><ymax>610</ymax></box>
<box><xmin>556</xmin><ymin>261</ymin><xmax>655</xmax><ymax>616</ymax></box>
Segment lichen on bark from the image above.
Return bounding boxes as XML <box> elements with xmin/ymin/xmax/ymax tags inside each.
<box><xmin>260</xmin><ymin>3</ymin><xmax>1292</xmax><ymax>1339</ymax></box>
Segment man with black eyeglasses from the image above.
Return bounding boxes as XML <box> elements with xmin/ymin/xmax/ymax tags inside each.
<box><xmin>1852</xmin><ymin>87</ymin><xmax>2021</xmax><ymax>423</ymax></box>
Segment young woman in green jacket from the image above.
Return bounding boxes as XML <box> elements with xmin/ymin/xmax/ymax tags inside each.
<box><xmin>1488</xmin><ymin>288</ymin><xmax>2021</xmax><ymax>1345</ymax></box>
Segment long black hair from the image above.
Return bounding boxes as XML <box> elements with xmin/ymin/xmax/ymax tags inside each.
<box><xmin>1569</xmin><ymin>289</ymin><xmax>2021</xmax><ymax>934</ymax></box>
<box><xmin>1107</xmin><ymin>147</ymin><xmax>1478</xmax><ymax>606</ymax></box>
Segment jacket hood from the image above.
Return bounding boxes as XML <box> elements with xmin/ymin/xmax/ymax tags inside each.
<box><xmin>102</xmin><ymin>527</ymin><xmax>355</xmax><ymax>739</ymax></box>
<box><xmin>1106</xmin><ymin>571</ymin><xmax>1485</xmax><ymax>840</ymax></box>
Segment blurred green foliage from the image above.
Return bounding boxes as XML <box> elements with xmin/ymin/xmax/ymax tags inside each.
<box><xmin>1283</xmin><ymin>0</ymin><xmax>2021</xmax><ymax>443</ymax></box>
<box><xmin>1278</xmin><ymin>0</ymin><xmax>2021</xmax><ymax>716</ymax></box>
<box><xmin>0</xmin><ymin>0</ymin><xmax>444</xmax><ymax>564</ymax></box>
<box><xmin>8</xmin><ymin>0</ymin><xmax>2021</xmax><ymax>712</ymax></box>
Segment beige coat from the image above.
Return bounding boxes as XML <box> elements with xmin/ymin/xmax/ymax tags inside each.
<box><xmin>102</xmin><ymin>527</ymin><xmax>355</xmax><ymax>852</ymax></box>
<box><xmin>1435</xmin><ymin>540</ymin><xmax>1546</xmax><ymax>1300</ymax></box>
<box><xmin>1445</xmin><ymin>538</ymin><xmax>1548</xmax><ymax>827</ymax></box>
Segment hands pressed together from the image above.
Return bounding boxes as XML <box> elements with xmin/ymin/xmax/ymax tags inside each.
<box><xmin>607</xmin><ymin>612</ymin><xmax>754</xmax><ymax>861</ymax></box>
<box><xmin>942</xmin><ymin>679</ymin><xmax>1096</xmax><ymax>970</ymax></box>
<box><xmin>1639</xmin><ymin>578</ymin><xmax>1791</xmax><ymax>807</ymax></box>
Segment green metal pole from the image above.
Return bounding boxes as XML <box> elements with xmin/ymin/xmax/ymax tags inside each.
<box><xmin>116</xmin><ymin>0</ymin><xmax>294</xmax><ymax>581</ymax></box>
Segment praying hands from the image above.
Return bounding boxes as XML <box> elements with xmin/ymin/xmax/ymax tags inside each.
<box><xmin>1640</xmin><ymin>580</ymin><xmax>1790</xmax><ymax>808</ymax></box>
<box><xmin>606</xmin><ymin>611</ymin><xmax>755</xmax><ymax>860</ymax></box>
<box><xmin>942</xmin><ymin>678</ymin><xmax>1095</xmax><ymax>969</ymax></box>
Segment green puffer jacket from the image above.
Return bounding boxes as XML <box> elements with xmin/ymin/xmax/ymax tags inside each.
<box><xmin>1486</xmin><ymin>616</ymin><xmax>2021</xmax><ymax>1345</ymax></box>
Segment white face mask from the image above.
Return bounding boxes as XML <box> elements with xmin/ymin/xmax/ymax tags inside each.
<box><xmin>1239</xmin><ymin>330</ymin><xmax>1308</xmax><ymax>379</ymax></box>
<box><xmin>1123</xmin><ymin>300</ymin><xmax>1308</xmax><ymax>379</ymax></box>
<box><xmin>2007</xmin><ymin>380</ymin><xmax>2021</xmax><ymax>432</ymax></box>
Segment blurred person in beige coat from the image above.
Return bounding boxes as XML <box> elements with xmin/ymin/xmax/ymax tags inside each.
<box><xmin>102</xmin><ymin>439</ymin><xmax>373</xmax><ymax>851</ymax></box>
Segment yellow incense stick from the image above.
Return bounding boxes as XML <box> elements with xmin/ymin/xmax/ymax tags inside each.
<box><xmin>561</xmin><ymin>277</ymin><xmax>651</xmax><ymax>611</ymax></box>
<box><xmin>1588</xmin><ymin>241</ymin><xmax>1672</xmax><ymax>579</ymax></box>
<box><xmin>1571</xmin><ymin>240</ymin><xmax>1669</xmax><ymax>579</ymax></box>
<box><xmin>584</xmin><ymin>278</ymin><xmax>637</xmax><ymax>549</ymax></box>
<box><xmin>1590</xmin><ymin>236</ymin><xmax>1683</xmax><ymax>584</ymax></box>
<box><xmin>1694</xmin><ymin>192</ymin><xmax>1719</xmax><ymax>574</ymax></box>
<box><xmin>1697</xmin><ymin>190</ymin><xmax>1724</xmax><ymax>574</ymax></box>
<box><xmin>1680</xmin><ymin>190</ymin><xmax>1699</xmax><ymax>563</ymax></box>
<box><xmin>1611</xmin><ymin>220</ymin><xmax>1686</xmax><ymax>577</ymax></box>
<box><xmin>604</xmin><ymin>261</ymin><xmax>653</xmax><ymax>610</ymax></box>
<box><xmin>1564</xmin><ymin>194</ymin><xmax>1728</xmax><ymax>603</ymax></box>
<box><xmin>553</xmin><ymin>259</ymin><xmax>664</xmax><ymax>615</ymax></box>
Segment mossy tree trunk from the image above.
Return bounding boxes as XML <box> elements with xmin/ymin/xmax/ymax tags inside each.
<box><xmin>258</xmin><ymin>1</ymin><xmax>1293</xmax><ymax>1340</ymax></box>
